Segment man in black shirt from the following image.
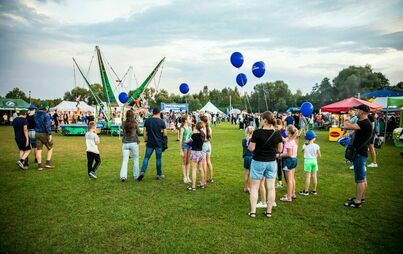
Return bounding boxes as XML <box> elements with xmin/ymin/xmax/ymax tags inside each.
<box><xmin>137</xmin><ymin>107</ymin><xmax>167</xmax><ymax>181</ymax></box>
<box><xmin>343</xmin><ymin>104</ymin><xmax>372</xmax><ymax>208</ymax></box>
<box><xmin>12</xmin><ymin>110</ymin><xmax>31</xmax><ymax>169</ymax></box>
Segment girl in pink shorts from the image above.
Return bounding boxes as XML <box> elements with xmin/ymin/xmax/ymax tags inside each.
<box><xmin>187</xmin><ymin>122</ymin><xmax>206</xmax><ymax>191</ymax></box>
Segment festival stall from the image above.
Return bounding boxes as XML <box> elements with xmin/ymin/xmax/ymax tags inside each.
<box><xmin>384</xmin><ymin>96</ymin><xmax>403</xmax><ymax>147</ymax></box>
<box><xmin>200</xmin><ymin>101</ymin><xmax>224</xmax><ymax>114</ymax></box>
<box><xmin>320</xmin><ymin>97</ymin><xmax>382</xmax><ymax>141</ymax></box>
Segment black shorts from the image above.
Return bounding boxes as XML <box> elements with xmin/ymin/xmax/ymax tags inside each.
<box><xmin>16</xmin><ymin>140</ymin><xmax>31</xmax><ymax>151</ymax></box>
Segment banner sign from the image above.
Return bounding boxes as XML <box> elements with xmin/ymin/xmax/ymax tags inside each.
<box><xmin>160</xmin><ymin>103</ymin><xmax>188</xmax><ymax>112</ymax></box>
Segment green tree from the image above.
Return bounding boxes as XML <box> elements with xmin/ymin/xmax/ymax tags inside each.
<box><xmin>5</xmin><ymin>88</ymin><xmax>28</xmax><ymax>101</ymax></box>
<box><xmin>63</xmin><ymin>87</ymin><xmax>90</xmax><ymax>102</ymax></box>
<box><xmin>333</xmin><ymin>65</ymin><xmax>386</xmax><ymax>100</ymax></box>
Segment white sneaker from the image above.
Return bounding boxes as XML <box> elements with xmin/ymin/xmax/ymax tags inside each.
<box><xmin>256</xmin><ymin>201</ymin><xmax>267</xmax><ymax>208</ymax></box>
<box><xmin>367</xmin><ymin>163</ymin><xmax>378</xmax><ymax>168</ymax></box>
<box><xmin>187</xmin><ymin>178</ymin><xmax>191</xmax><ymax>183</ymax></box>
<box><xmin>183</xmin><ymin>177</ymin><xmax>188</xmax><ymax>183</ymax></box>
<box><xmin>275</xmin><ymin>183</ymin><xmax>283</xmax><ymax>189</ymax></box>
<box><xmin>349</xmin><ymin>165</ymin><xmax>354</xmax><ymax>170</ymax></box>
<box><xmin>89</xmin><ymin>171</ymin><xmax>97</xmax><ymax>179</ymax></box>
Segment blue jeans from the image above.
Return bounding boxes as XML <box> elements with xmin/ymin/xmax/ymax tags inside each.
<box><xmin>120</xmin><ymin>143</ymin><xmax>139</xmax><ymax>179</ymax></box>
<box><xmin>141</xmin><ymin>146</ymin><xmax>163</xmax><ymax>176</ymax></box>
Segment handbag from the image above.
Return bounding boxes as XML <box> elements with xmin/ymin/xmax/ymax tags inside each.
<box><xmin>374</xmin><ymin>135</ymin><xmax>383</xmax><ymax>149</ymax></box>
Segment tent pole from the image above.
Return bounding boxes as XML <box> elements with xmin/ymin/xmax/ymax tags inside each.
<box><xmin>384</xmin><ymin>97</ymin><xmax>388</xmax><ymax>142</ymax></box>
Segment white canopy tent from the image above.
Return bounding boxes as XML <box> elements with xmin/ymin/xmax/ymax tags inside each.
<box><xmin>200</xmin><ymin>101</ymin><xmax>224</xmax><ymax>114</ymax></box>
<box><xmin>50</xmin><ymin>101</ymin><xmax>95</xmax><ymax>113</ymax></box>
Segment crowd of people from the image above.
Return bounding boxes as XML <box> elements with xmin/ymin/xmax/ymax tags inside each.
<box><xmin>8</xmin><ymin>100</ymin><xmax>390</xmax><ymax>218</ymax></box>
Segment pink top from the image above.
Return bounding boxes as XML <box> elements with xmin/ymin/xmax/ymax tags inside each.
<box><xmin>284</xmin><ymin>139</ymin><xmax>298</xmax><ymax>158</ymax></box>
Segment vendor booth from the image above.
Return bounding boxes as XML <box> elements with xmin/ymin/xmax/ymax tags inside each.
<box><xmin>200</xmin><ymin>101</ymin><xmax>224</xmax><ymax>114</ymax></box>
<box><xmin>320</xmin><ymin>97</ymin><xmax>382</xmax><ymax>141</ymax></box>
<box><xmin>384</xmin><ymin>96</ymin><xmax>403</xmax><ymax>147</ymax></box>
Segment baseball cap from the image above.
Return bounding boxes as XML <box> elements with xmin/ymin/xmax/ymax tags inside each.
<box><xmin>353</xmin><ymin>104</ymin><xmax>370</xmax><ymax>113</ymax></box>
<box><xmin>304</xmin><ymin>130</ymin><xmax>317</xmax><ymax>141</ymax></box>
<box><xmin>39</xmin><ymin>101</ymin><xmax>49</xmax><ymax>110</ymax></box>
<box><xmin>19</xmin><ymin>109</ymin><xmax>28</xmax><ymax>115</ymax></box>
<box><xmin>28</xmin><ymin>104</ymin><xmax>37</xmax><ymax>110</ymax></box>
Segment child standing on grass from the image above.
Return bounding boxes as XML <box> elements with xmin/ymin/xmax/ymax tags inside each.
<box><xmin>300</xmin><ymin>130</ymin><xmax>321</xmax><ymax>196</ymax></box>
<box><xmin>85</xmin><ymin>121</ymin><xmax>101</xmax><ymax>179</ymax></box>
<box><xmin>187</xmin><ymin>122</ymin><xmax>206</xmax><ymax>191</ymax></box>
<box><xmin>278</xmin><ymin>125</ymin><xmax>298</xmax><ymax>202</ymax></box>
<box><xmin>275</xmin><ymin>119</ymin><xmax>286</xmax><ymax>188</ymax></box>
<box><xmin>242</xmin><ymin>126</ymin><xmax>255</xmax><ymax>192</ymax></box>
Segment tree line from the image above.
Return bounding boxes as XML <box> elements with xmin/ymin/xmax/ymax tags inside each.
<box><xmin>2</xmin><ymin>65</ymin><xmax>402</xmax><ymax>113</ymax></box>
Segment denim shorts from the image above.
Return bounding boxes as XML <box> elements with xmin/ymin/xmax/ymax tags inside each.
<box><xmin>243</xmin><ymin>155</ymin><xmax>253</xmax><ymax>170</ymax></box>
<box><xmin>182</xmin><ymin>143</ymin><xmax>191</xmax><ymax>151</ymax></box>
<box><xmin>250</xmin><ymin>160</ymin><xmax>277</xmax><ymax>180</ymax></box>
<box><xmin>202</xmin><ymin>142</ymin><xmax>212</xmax><ymax>156</ymax></box>
<box><xmin>283</xmin><ymin>157</ymin><xmax>298</xmax><ymax>171</ymax></box>
<box><xmin>353</xmin><ymin>154</ymin><xmax>367</xmax><ymax>183</ymax></box>
<box><xmin>28</xmin><ymin>130</ymin><xmax>36</xmax><ymax>148</ymax></box>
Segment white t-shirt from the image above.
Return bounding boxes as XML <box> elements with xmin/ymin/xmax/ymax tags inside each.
<box><xmin>86</xmin><ymin>131</ymin><xmax>100</xmax><ymax>154</ymax></box>
<box><xmin>302</xmin><ymin>143</ymin><xmax>320</xmax><ymax>159</ymax></box>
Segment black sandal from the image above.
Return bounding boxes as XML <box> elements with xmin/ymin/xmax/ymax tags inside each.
<box><xmin>348</xmin><ymin>197</ymin><xmax>366</xmax><ymax>203</ymax></box>
<box><xmin>187</xmin><ymin>186</ymin><xmax>196</xmax><ymax>191</ymax></box>
<box><xmin>263</xmin><ymin>211</ymin><xmax>272</xmax><ymax>218</ymax></box>
<box><xmin>197</xmin><ymin>184</ymin><xmax>206</xmax><ymax>189</ymax></box>
<box><xmin>344</xmin><ymin>200</ymin><xmax>362</xmax><ymax>208</ymax></box>
<box><xmin>247</xmin><ymin>212</ymin><xmax>256</xmax><ymax>218</ymax></box>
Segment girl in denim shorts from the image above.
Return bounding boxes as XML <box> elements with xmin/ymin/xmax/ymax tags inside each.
<box><xmin>179</xmin><ymin>115</ymin><xmax>192</xmax><ymax>183</ymax></box>
<box><xmin>187</xmin><ymin>122</ymin><xmax>206</xmax><ymax>191</ymax></box>
<box><xmin>279</xmin><ymin>125</ymin><xmax>299</xmax><ymax>202</ymax></box>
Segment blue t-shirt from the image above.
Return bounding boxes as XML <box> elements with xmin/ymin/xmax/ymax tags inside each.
<box><xmin>12</xmin><ymin>117</ymin><xmax>28</xmax><ymax>142</ymax></box>
<box><xmin>144</xmin><ymin>117</ymin><xmax>166</xmax><ymax>148</ymax></box>
<box><xmin>285</xmin><ymin>116</ymin><xmax>294</xmax><ymax>126</ymax></box>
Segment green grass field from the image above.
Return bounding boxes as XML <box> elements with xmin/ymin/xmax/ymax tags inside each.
<box><xmin>0</xmin><ymin>123</ymin><xmax>402</xmax><ymax>253</ymax></box>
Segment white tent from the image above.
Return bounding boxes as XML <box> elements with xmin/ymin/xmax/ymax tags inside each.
<box><xmin>200</xmin><ymin>101</ymin><xmax>224</xmax><ymax>114</ymax></box>
<box><xmin>50</xmin><ymin>101</ymin><xmax>95</xmax><ymax>113</ymax></box>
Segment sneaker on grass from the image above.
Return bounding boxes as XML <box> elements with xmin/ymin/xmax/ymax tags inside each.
<box><xmin>367</xmin><ymin>163</ymin><xmax>378</xmax><ymax>168</ymax></box>
<box><xmin>256</xmin><ymin>201</ymin><xmax>267</xmax><ymax>208</ymax></box>
<box><xmin>16</xmin><ymin>160</ymin><xmax>27</xmax><ymax>170</ymax></box>
<box><xmin>137</xmin><ymin>172</ymin><xmax>145</xmax><ymax>181</ymax></box>
<box><xmin>299</xmin><ymin>190</ymin><xmax>309</xmax><ymax>196</ymax></box>
<box><xmin>156</xmin><ymin>175</ymin><xmax>165</xmax><ymax>180</ymax></box>
<box><xmin>89</xmin><ymin>171</ymin><xmax>97</xmax><ymax>179</ymax></box>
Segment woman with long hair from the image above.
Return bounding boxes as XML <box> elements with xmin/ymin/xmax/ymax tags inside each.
<box><xmin>247</xmin><ymin>111</ymin><xmax>283</xmax><ymax>218</ymax></box>
<box><xmin>120</xmin><ymin>110</ymin><xmax>140</xmax><ymax>181</ymax></box>
<box><xmin>179</xmin><ymin>115</ymin><xmax>192</xmax><ymax>183</ymax></box>
<box><xmin>200</xmin><ymin>115</ymin><xmax>214</xmax><ymax>184</ymax></box>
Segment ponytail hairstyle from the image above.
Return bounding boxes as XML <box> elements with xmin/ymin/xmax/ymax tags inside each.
<box><xmin>196</xmin><ymin>122</ymin><xmax>205</xmax><ymax>141</ymax></box>
<box><xmin>124</xmin><ymin>110</ymin><xmax>138</xmax><ymax>136</ymax></box>
<box><xmin>200</xmin><ymin>115</ymin><xmax>211</xmax><ymax>140</ymax></box>
<box><xmin>286</xmin><ymin>125</ymin><xmax>298</xmax><ymax>140</ymax></box>
<box><xmin>262</xmin><ymin>111</ymin><xmax>276</xmax><ymax>127</ymax></box>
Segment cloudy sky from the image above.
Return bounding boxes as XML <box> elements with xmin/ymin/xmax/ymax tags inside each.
<box><xmin>0</xmin><ymin>0</ymin><xmax>402</xmax><ymax>99</ymax></box>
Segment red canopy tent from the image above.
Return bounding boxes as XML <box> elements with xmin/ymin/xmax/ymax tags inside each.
<box><xmin>320</xmin><ymin>97</ymin><xmax>382</xmax><ymax>113</ymax></box>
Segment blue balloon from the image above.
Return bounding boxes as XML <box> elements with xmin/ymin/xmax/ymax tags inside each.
<box><xmin>119</xmin><ymin>92</ymin><xmax>129</xmax><ymax>104</ymax></box>
<box><xmin>300</xmin><ymin>102</ymin><xmax>314</xmax><ymax>117</ymax></box>
<box><xmin>236</xmin><ymin>73</ymin><xmax>247</xmax><ymax>87</ymax></box>
<box><xmin>230</xmin><ymin>52</ymin><xmax>244</xmax><ymax>68</ymax></box>
<box><xmin>252</xmin><ymin>61</ymin><xmax>265</xmax><ymax>78</ymax></box>
<box><xmin>179</xmin><ymin>83</ymin><xmax>189</xmax><ymax>94</ymax></box>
